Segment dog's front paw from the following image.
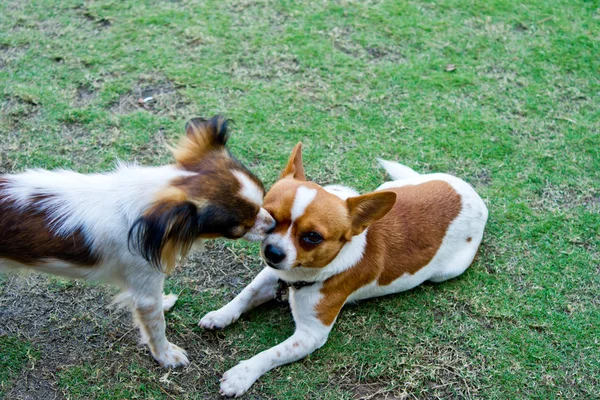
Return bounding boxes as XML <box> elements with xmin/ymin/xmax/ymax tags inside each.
<box><xmin>220</xmin><ymin>360</ymin><xmax>261</xmax><ymax>397</ymax></box>
<box><xmin>153</xmin><ymin>342</ymin><xmax>189</xmax><ymax>368</ymax></box>
<box><xmin>199</xmin><ymin>306</ymin><xmax>241</xmax><ymax>330</ymax></box>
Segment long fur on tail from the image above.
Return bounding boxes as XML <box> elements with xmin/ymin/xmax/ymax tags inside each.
<box><xmin>377</xmin><ymin>158</ymin><xmax>420</xmax><ymax>180</ymax></box>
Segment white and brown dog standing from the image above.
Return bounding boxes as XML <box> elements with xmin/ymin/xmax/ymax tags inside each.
<box><xmin>0</xmin><ymin>116</ymin><xmax>275</xmax><ymax>368</ymax></box>
<box><xmin>201</xmin><ymin>143</ymin><xmax>488</xmax><ymax>396</ymax></box>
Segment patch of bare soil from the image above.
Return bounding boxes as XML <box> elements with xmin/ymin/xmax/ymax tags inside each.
<box><xmin>332</xmin><ymin>342</ymin><xmax>482</xmax><ymax>400</ymax></box>
<box><xmin>0</xmin><ymin>131</ymin><xmax>24</xmax><ymax>174</ymax></box>
<box><xmin>110</xmin><ymin>75</ymin><xmax>189</xmax><ymax>117</ymax></box>
<box><xmin>0</xmin><ymin>274</ymin><xmax>124</xmax><ymax>400</ymax></box>
<box><xmin>533</xmin><ymin>182</ymin><xmax>599</xmax><ymax>212</ymax></box>
<box><xmin>76</xmin><ymin>5</ymin><xmax>112</xmax><ymax>30</ymax></box>
<box><xmin>1</xmin><ymin>95</ymin><xmax>40</xmax><ymax>129</ymax></box>
<box><xmin>0</xmin><ymin>96</ymin><xmax>40</xmax><ymax>173</ymax></box>
<box><xmin>331</xmin><ymin>27</ymin><xmax>405</xmax><ymax>64</ymax></box>
<box><xmin>73</xmin><ymin>84</ymin><xmax>97</xmax><ymax>107</ymax></box>
<box><xmin>230</xmin><ymin>52</ymin><xmax>302</xmax><ymax>82</ymax></box>
<box><xmin>0</xmin><ymin>242</ymin><xmax>264</xmax><ymax>399</ymax></box>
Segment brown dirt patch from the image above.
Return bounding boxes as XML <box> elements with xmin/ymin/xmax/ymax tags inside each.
<box><xmin>0</xmin><ymin>274</ymin><xmax>124</xmax><ymax>400</ymax></box>
<box><xmin>0</xmin><ymin>242</ymin><xmax>265</xmax><ymax>399</ymax></box>
<box><xmin>110</xmin><ymin>76</ymin><xmax>189</xmax><ymax>117</ymax></box>
<box><xmin>329</xmin><ymin>341</ymin><xmax>482</xmax><ymax>400</ymax></box>
<box><xmin>73</xmin><ymin>84</ymin><xmax>98</xmax><ymax>107</ymax></box>
<box><xmin>0</xmin><ymin>130</ymin><xmax>25</xmax><ymax>174</ymax></box>
<box><xmin>230</xmin><ymin>52</ymin><xmax>302</xmax><ymax>82</ymax></box>
<box><xmin>533</xmin><ymin>182</ymin><xmax>599</xmax><ymax>212</ymax></box>
<box><xmin>78</xmin><ymin>6</ymin><xmax>112</xmax><ymax>30</ymax></box>
<box><xmin>331</xmin><ymin>27</ymin><xmax>405</xmax><ymax>64</ymax></box>
<box><xmin>1</xmin><ymin>95</ymin><xmax>40</xmax><ymax>128</ymax></box>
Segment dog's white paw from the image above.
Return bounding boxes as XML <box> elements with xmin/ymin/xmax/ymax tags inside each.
<box><xmin>162</xmin><ymin>293</ymin><xmax>178</xmax><ymax>312</ymax></box>
<box><xmin>199</xmin><ymin>306</ymin><xmax>240</xmax><ymax>330</ymax></box>
<box><xmin>219</xmin><ymin>360</ymin><xmax>260</xmax><ymax>397</ymax></box>
<box><xmin>153</xmin><ymin>342</ymin><xmax>189</xmax><ymax>368</ymax></box>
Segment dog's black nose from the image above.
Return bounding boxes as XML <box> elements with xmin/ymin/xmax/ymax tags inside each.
<box><xmin>264</xmin><ymin>244</ymin><xmax>286</xmax><ymax>265</ymax></box>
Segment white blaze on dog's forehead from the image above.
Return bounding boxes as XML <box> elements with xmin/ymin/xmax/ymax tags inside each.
<box><xmin>232</xmin><ymin>170</ymin><xmax>263</xmax><ymax>206</ymax></box>
<box><xmin>291</xmin><ymin>186</ymin><xmax>317</xmax><ymax>221</ymax></box>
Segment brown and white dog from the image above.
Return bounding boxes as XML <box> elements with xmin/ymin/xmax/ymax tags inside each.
<box><xmin>200</xmin><ymin>143</ymin><xmax>488</xmax><ymax>396</ymax></box>
<box><xmin>0</xmin><ymin>116</ymin><xmax>275</xmax><ymax>368</ymax></box>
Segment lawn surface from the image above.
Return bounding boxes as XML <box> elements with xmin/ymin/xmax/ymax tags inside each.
<box><xmin>0</xmin><ymin>0</ymin><xmax>598</xmax><ymax>399</ymax></box>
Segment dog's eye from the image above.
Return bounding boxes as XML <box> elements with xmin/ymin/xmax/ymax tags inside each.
<box><xmin>302</xmin><ymin>231</ymin><xmax>323</xmax><ymax>245</ymax></box>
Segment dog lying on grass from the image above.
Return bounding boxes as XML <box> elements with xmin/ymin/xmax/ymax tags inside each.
<box><xmin>0</xmin><ymin>116</ymin><xmax>274</xmax><ymax>368</ymax></box>
<box><xmin>201</xmin><ymin>143</ymin><xmax>488</xmax><ymax>396</ymax></box>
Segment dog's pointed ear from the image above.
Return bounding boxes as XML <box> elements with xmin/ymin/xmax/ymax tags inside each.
<box><xmin>346</xmin><ymin>191</ymin><xmax>396</xmax><ymax>237</ymax></box>
<box><xmin>128</xmin><ymin>188</ymin><xmax>199</xmax><ymax>274</ymax></box>
<box><xmin>280</xmin><ymin>142</ymin><xmax>306</xmax><ymax>181</ymax></box>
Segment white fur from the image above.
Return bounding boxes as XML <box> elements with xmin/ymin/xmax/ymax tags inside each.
<box><xmin>199</xmin><ymin>267</ymin><xmax>279</xmax><ymax>329</ymax></box>
<box><xmin>202</xmin><ymin>267</ymin><xmax>332</xmax><ymax>397</ymax></box>
<box><xmin>377</xmin><ymin>158</ymin><xmax>419</xmax><ymax>180</ymax></box>
<box><xmin>274</xmin><ymin>229</ymin><xmax>367</xmax><ymax>283</ymax></box>
<box><xmin>2</xmin><ymin>164</ymin><xmax>190</xmax><ymax>248</ymax></box>
<box><xmin>0</xmin><ymin>164</ymin><xmax>196</xmax><ymax>368</ymax></box>
<box><xmin>323</xmin><ymin>184</ymin><xmax>359</xmax><ymax>200</ymax></box>
<box><xmin>353</xmin><ymin>167</ymin><xmax>488</xmax><ymax>300</ymax></box>
<box><xmin>232</xmin><ymin>169</ymin><xmax>263</xmax><ymax>207</ymax></box>
<box><xmin>202</xmin><ymin>160</ymin><xmax>488</xmax><ymax>396</ymax></box>
<box><xmin>261</xmin><ymin>186</ymin><xmax>317</xmax><ymax>271</ymax></box>
<box><xmin>291</xmin><ymin>186</ymin><xmax>317</xmax><ymax>220</ymax></box>
<box><xmin>243</xmin><ymin>208</ymin><xmax>275</xmax><ymax>242</ymax></box>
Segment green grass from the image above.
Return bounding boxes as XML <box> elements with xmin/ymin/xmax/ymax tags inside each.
<box><xmin>0</xmin><ymin>336</ymin><xmax>38</xmax><ymax>396</ymax></box>
<box><xmin>1</xmin><ymin>0</ymin><xmax>599</xmax><ymax>398</ymax></box>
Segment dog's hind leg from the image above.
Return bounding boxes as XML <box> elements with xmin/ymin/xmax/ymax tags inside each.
<box><xmin>199</xmin><ymin>267</ymin><xmax>278</xmax><ymax>330</ymax></box>
<box><xmin>128</xmin><ymin>273</ymin><xmax>189</xmax><ymax>368</ymax></box>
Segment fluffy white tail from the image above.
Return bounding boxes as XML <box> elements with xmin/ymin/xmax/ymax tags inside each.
<box><xmin>377</xmin><ymin>158</ymin><xmax>419</xmax><ymax>180</ymax></box>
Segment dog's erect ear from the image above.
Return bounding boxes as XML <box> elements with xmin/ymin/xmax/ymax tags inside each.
<box><xmin>128</xmin><ymin>197</ymin><xmax>200</xmax><ymax>274</ymax></box>
<box><xmin>173</xmin><ymin>115</ymin><xmax>231</xmax><ymax>167</ymax></box>
<box><xmin>280</xmin><ymin>142</ymin><xmax>306</xmax><ymax>181</ymax></box>
<box><xmin>346</xmin><ymin>191</ymin><xmax>396</xmax><ymax>237</ymax></box>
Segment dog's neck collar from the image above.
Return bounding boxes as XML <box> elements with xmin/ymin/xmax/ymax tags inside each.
<box><xmin>276</xmin><ymin>279</ymin><xmax>316</xmax><ymax>301</ymax></box>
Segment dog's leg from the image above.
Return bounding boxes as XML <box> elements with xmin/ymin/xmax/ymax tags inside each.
<box><xmin>200</xmin><ymin>267</ymin><xmax>278</xmax><ymax>329</ymax></box>
<box><xmin>130</xmin><ymin>276</ymin><xmax>189</xmax><ymax>368</ymax></box>
<box><xmin>218</xmin><ymin>284</ymin><xmax>340</xmax><ymax>397</ymax></box>
<box><xmin>162</xmin><ymin>293</ymin><xmax>178</xmax><ymax>312</ymax></box>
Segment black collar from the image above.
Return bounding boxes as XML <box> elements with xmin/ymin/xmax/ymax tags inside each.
<box><xmin>276</xmin><ymin>279</ymin><xmax>316</xmax><ymax>302</ymax></box>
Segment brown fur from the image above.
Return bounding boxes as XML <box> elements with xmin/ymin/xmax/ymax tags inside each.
<box><xmin>172</xmin><ymin>116</ymin><xmax>229</xmax><ymax>168</ymax></box>
<box><xmin>266</xmin><ymin>148</ymin><xmax>395</xmax><ymax>270</ymax></box>
<box><xmin>0</xmin><ymin>179</ymin><xmax>99</xmax><ymax>267</ymax></box>
<box><xmin>131</xmin><ymin>117</ymin><xmax>265</xmax><ymax>273</ymax></box>
<box><xmin>346</xmin><ymin>191</ymin><xmax>397</xmax><ymax>237</ymax></box>
<box><xmin>315</xmin><ymin>181</ymin><xmax>462</xmax><ymax>325</ymax></box>
<box><xmin>280</xmin><ymin>143</ymin><xmax>306</xmax><ymax>181</ymax></box>
<box><xmin>264</xmin><ymin>179</ymin><xmax>352</xmax><ymax>268</ymax></box>
<box><xmin>172</xmin><ymin>152</ymin><xmax>262</xmax><ymax>228</ymax></box>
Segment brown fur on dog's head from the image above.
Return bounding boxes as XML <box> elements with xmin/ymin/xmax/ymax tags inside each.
<box><xmin>261</xmin><ymin>142</ymin><xmax>395</xmax><ymax>271</ymax></box>
<box><xmin>129</xmin><ymin>116</ymin><xmax>273</xmax><ymax>273</ymax></box>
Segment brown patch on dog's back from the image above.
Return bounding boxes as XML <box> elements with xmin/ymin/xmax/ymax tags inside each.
<box><xmin>376</xmin><ymin>181</ymin><xmax>462</xmax><ymax>285</ymax></box>
<box><xmin>315</xmin><ymin>180</ymin><xmax>462</xmax><ymax>325</ymax></box>
<box><xmin>0</xmin><ymin>178</ymin><xmax>100</xmax><ymax>267</ymax></box>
